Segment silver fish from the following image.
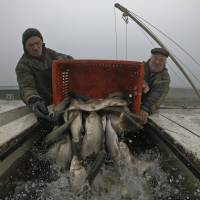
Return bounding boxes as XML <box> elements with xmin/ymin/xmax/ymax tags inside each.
<box><xmin>110</xmin><ymin>113</ymin><xmax>125</xmax><ymax>135</ymax></box>
<box><xmin>64</xmin><ymin>109</ymin><xmax>83</xmax><ymax>157</ymax></box>
<box><xmin>69</xmin><ymin>111</ymin><xmax>83</xmax><ymax>143</ymax></box>
<box><xmin>53</xmin><ymin>96</ymin><xmax>71</xmax><ymax>112</ymax></box>
<box><xmin>81</xmin><ymin>112</ymin><xmax>104</xmax><ymax>159</ymax></box>
<box><xmin>46</xmin><ymin>139</ymin><xmax>62</xmax><ymax>162</ymax></box>
<box><xmin>56</xmin><ymin>135</ymin><xmax>72</xmax><ymax>170</ymax></box>
<box><xmin>70</xmin><ymin>155</ymin><xmax>87</xmax><ymax>192</ymax></box>
<box><xmin>44</xmin><ymin>125</ymin><xmax>61</xmax><ymax>145</ymax></box>
<box><xmin>110</xmin><ymin>107</ymin><xmax>143</xmax><ymax>135</ymax></box>
<box><xmin>44</xmin><ymin>114</ymin><xmax>76</xmax><ymax>147</ymax></box>
<box><xmin>105</xmin><ymin>117</ymin><xmax>120</xmax><ymax>161</ymax></box>
<box><xmin>50</xmin><ymin>96</ymin><xmax>71</xmax><ymax>122</ymax></box>
<box><xmin>119</xmin><ymin>141</ymin><xmax>135</xmax><ymax>167</ymax></box>
<box><xmin>67</xmin><ymin>97</ymin><xmax>127</xmax><ymax>112</ymax></box>
<box><xmin>46</xmin><ymin>135</ymin><xmax>72</xmax><ymax>170</ymax></box>
<box><xmin>106</xmin><ymin>91</ymin><xmax>131</xmax><ymax>100</ymax></box>
<box><xmin>101</xmin><ymin>115</ymin><xmax>107</xmax><ymax>133</ymax></box>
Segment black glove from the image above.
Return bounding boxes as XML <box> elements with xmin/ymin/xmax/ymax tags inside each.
<box><xmin>28</xmin><ymin>97</ymin><xmax>55</xmax><ymax>133</ymax></box>
<box><xmin>28</xmin><ymin>97</ymin><xmax>49</xmax><ymax>119</ymax></box>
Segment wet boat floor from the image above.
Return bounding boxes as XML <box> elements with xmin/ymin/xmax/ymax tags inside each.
<box><xmin>1</xmin><ymin>127</ymin><xmax>200</xmax><ymax>200</ymax></box>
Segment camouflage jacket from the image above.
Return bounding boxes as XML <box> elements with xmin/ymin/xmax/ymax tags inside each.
<box><xmin>15</xmin><ymin>48</ymin><xmax>73</xmax><ymax>105</ymax></box>
<box><xmin>141</xmin><ymin>61</ymin><xmax>170</xmax><ymax>114</ymax></box>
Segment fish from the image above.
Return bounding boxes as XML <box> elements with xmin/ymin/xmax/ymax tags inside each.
<box><xmin>110</xmin><ymin>112</ymin><xmax>125</xmax><ymax>136</ymax></box>
<box><xmin>55</xmin><ymin>135</ymin><xmax>72</xmax><ymax>170</ymax></box>
<box><xmin>49</xmin><ymin>96</ymin><xmax>71</xmax><ymax>123</ymax></box>
<box><xmin>46</xmin><ymin>135</ymin><xmax>72</xmax><ymax>170</ymax></box>
<box><xmin>67</xmin><ymin>97</ymin><xmax>128</xmax><ymax>112</ymax></box>
<box><xmin>64</xmin><ymin>108</ymin><xmax>83</xmax><ymax>157</ymax></box>
<box><xmin>101</xmin><ymin>114</ymin><xmax>107</xmax><ymax>133</ymax></box>
<box><xmin>69</xmin><ymin>155</ymin><xmax>87</xmax><ymax>192</ymax></box>
<box><xmin>119</xmin><ymin>141</ymin><xmax>136</xmax><ymax>167</ymax></box>
<box><xmin>63</xmin><ymin>99</ymin><xmax>84</xmax><ymax>121</ymax></box>
<box><xmin>81</xmin><ymin>112</ymin><xmax>104</xmax><ymax>159</ymax></box>
<box><xmin>46</xmin><ymin>139</ymin><xmax>62</xmax><ymax>162</ymax></box>
<box><xmin>110</xmin><ymin>111</ymin><xmax>142</xmax><ymax>136</ymax></box>
<box><xmin>70</xmin><ymin>110</ymin><xmax>83</xmax><ymax>157</ymax></box>
<box><xmin>106</xmin><ymin>91</ymin><xmax>133</xmax><ymax>103</ymax></box>
<box><xmin>52</xmin><ymin>95</ymin><xmax>71</xmax><ymax>113</ymax></box>
<box><xmin>44</xmin><ymin>113</ymin><xmax>77</xmax><ymax>147</ymax></box>
<box><xmin>69</xmin><ymin>110</ymin><xmax>83</xmax><ymax>144</ymax></box>
<box><xmin>105</xmin><ymin>116</ymin><xmax>120</xmax><ymax>161</ymax></box>
<box><xmin>44</xmin><ymin>125</ymin><xmax>61</xmax><ymax>146</ymax></box>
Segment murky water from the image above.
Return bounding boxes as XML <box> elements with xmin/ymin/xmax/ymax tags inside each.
<box><xmin>1</xmin><ymin>130</ymin><xmax>200</xmax><ymax>200</ymax></box>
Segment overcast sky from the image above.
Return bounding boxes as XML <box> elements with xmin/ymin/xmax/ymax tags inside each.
<box><xmin>0</xmin><ymin>0</ymin><xmax>200</xmax><ymax>88</ymax></box>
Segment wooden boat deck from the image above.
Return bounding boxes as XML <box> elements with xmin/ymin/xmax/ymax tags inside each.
<box><xmin>149</xmin><ymin>108</ymin><xmax>200</xmax><ymax>170</ymax></box>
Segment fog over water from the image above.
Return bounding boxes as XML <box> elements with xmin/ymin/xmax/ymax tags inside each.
<box><xmin>0</xmin><ymin>0</ymin><xmax>200</xmax><ymax>88</ymax></box>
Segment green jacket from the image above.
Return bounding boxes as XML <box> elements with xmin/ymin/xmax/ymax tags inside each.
<box><xmin>141</xmin><ymin>61</ymin><xmax>170</xmax><ymax>114</ymax></box>
<box><xmin>16</xmin><ymin>47</ymin><xmax>73</xmax><ymax>105</ymax></box>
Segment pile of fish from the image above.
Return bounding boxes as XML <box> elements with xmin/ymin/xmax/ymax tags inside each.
<box><xmin>44</xmin><ymin>92</ymin><xmax>143</xmax><ymax>194</ymax></box>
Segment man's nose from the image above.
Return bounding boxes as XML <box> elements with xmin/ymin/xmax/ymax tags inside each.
<box><xmin>154</xmin><ymin>59</ymin><xmax>160</xmax><ymax>65</ymax></box>
<box><xmin>32</xmin><ymin>44</ymin><xmax>38</xmax><ymax>51</ymax></box>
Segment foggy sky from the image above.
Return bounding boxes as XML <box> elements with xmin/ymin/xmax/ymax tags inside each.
<box><xmin>0</xmin><ymin>0</ymin><xmax>200</xmax><ymax>88</ymax></box>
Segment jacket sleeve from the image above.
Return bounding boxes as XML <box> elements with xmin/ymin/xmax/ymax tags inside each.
<box><xmin>48</xmin><ymin>48</ymin><xmax>74</xmax><ymax>60</ymax></box>
<box><xmin>15</xmin><ymin>63</ymin><xmax>41</xmax><ymax>103</ymax></box>
<box><xmin>141</xmin><ymin>75</ymin><xmax>170</xmax><ymax>114</ymax></box>
<box><xmin>55</xmin><ymin>52</ymin><xmax>73</xmax><ymax>60</ymax></box>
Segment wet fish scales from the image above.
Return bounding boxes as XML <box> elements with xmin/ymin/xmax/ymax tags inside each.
<box><xmin>56</xmin><ymin>135</ymin><xmax>72</xmax><ymax>169</ymax></box>
<box><xmin>105</xmin><ymin>117</ymin><xmax>120</xmax><ymax>161</ymax></box>
<box><xmin>81</xmin><ymin>112</ymin><xmax>104</xmax><ymax>159</ymax></box>
<box><xmin>70</xmin><ymin>156</ymin><xmax>87</xmax><ymax>192</ymax></box>
<box><xmin>67</xmin><ymin>98</ymin><xmax>128</xmax><ymax>112</ymax></box>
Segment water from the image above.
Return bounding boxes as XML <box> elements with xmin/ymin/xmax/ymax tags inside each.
<box><xmin>1</xmin><ymin>131</ymin><xmax>200</xmax><ymax>200</ymax></box>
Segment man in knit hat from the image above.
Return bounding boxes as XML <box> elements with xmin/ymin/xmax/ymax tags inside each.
<box><xmin>140</xmin><ymin>47</ymin><xmax>170</xmax><ymax>123</ymax></box>
<box><xmin>16</xmin><ymin>28</ymin><xmax>73</xmax><ymax>122</ymax></box>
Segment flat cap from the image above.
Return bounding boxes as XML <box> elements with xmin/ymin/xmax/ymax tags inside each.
<box><xmin>151</xmin><ymin>48</ymin><xmax>169</xmax><ymax>57</ymax></box>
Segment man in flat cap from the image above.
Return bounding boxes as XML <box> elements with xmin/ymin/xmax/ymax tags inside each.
<box><xmin>140</xmin><ymin>47</ymin><xmax>170</xmax><ymax>123</ymax></box>
<box><xmin>16</xmin><ymin>28</ymin><xmax>73</xmax><ymax>123</ymax></box>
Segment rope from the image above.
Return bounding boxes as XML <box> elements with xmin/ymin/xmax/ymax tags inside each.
<box><xmin>160</xmin><ymin>114</ymin><xmax>200</xmax><ymax>138</ymax></box>
<box><xmin>173</xmin><ymin>54</ymin><xmax>200</xmax><ymax>86</ymax></box>
<box><xmin>129</xmin><ymin>11</ymin><xmax>200</xmax><ymax>68</ymax></box>
<box><xmin>114</xmin><ymin>7</ymin><xmax>118</xmax><ymax>59</ymax></box>
<box><xmin>167</xmin><ymin>62</ymin><xmax>190</xmax><ymax>86</ymax></box>
<box><xmin>123</xmin><ymin>12</ymin><xmax>200</xmax><ymax>87</ymax></box>
<box><xmin>142</xmin><ymin>30</ymin><xmax>155</xmax><ymax>48</ymax></box>
<box><xmin>125</xmin><ymin>21</ymin><xmax>128</xmax><ymax>60</ymax></box>
<box><xmin>139</xmin><ymin>28</ymin><xmax>187</xmax><ymax>85</ymax></box>
<box><xmin>115</xmin><ymin>6</ymin><xmax>200</xmax><ymax>89</ymax></box>
<box><xmin>122</xmin><ymin>14</ymin><xmax>129</xmax><ymax>60</ymax></box>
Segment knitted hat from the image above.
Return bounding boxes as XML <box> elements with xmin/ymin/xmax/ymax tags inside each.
<box><xmin>22</xmin><ymin>28</ymin><xmax>43</xmax><ymax>46</ymax></box>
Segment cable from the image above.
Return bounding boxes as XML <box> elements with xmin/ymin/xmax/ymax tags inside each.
<box><xmin>160</xmin><ymin>114</ymin><xmax>200</xmax><ymax>138</ymax></box>
<box><xmin>141</xmin><ymin>30</ymin><xmax>156</xmax><ymax>48</ymax></box>
<box><xmin>173</xmin><ymin>54</ymin><xmax>200</xmax><ymax>86</ymax></box>
<box><xmin>167</xmin><ymin>62</ymin><xmax>190</xmax><ymax>86</ymax></box>
<box><xmin>141</xmin><ymin>30</ymin><xmax>189</xmax><ymax>85</ymax></box>
<box><xmin>129</xmin><ymin>14</ymin><xmax>188</xmax><ymax>86</ymax></box>
<box><xmin>122</xmin><ymin>14</ymin><xmax>129</xmax><ymax>60</ymax></box>
<box><xmin>129</xmin><ymin>11</ymin><xmax>200</xmax><ymax>68</ymax></box>
<box><xmin>124</xmin><ymin>12</ymin><xmax>199</xmax><ymax>88</ymax></box>
<box><xmin>114</xmin><ymin>7</ymin><xmax>118</xmax><ymax>59</ymax></box>
<box><xmin>125</xmin><ymin>21</ymin><xmax>128</xmax><ymax>60</ymax></box>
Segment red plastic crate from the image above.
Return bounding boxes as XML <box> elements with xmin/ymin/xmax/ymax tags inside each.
<box><xmin>52</xmin><ymin>60</ymin><xmax>144</xmax><ymax>113</ymax></box>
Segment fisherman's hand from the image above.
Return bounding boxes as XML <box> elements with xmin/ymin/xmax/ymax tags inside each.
<box><xmin>28</xmin><ymin>97</ymin><xmax>49</xmax><ymax>119</ymax></box>
<box><xmin>142</xmin><ymin>81</ymin><xmax>150</xmax><ymax>94</ymax></box>
<box><xmin>139</xmin><ymin>110</ymin><xmax>149</xmax><ymax>124</ymax></box>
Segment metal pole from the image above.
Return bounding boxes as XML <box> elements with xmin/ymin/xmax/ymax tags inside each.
<box><xmin>115</xmin><ymin>3</ymin><xmax>200</xmax><ymax>99</ymax></box>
